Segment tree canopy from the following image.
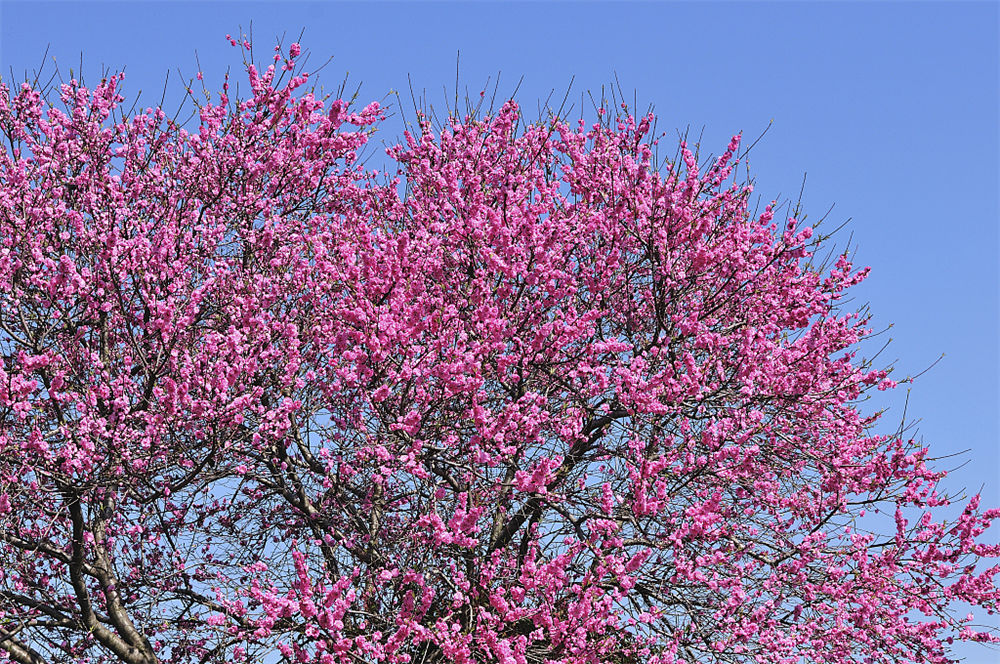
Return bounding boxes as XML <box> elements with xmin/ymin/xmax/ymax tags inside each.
<box><xmin>0</xmin><ymin>39</ymin><xmax>997</xmax><ymax>664</ymax></box>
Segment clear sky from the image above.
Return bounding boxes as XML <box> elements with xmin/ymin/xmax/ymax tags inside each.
<box><xmin>1</xmin><ymin>1</ymin><xmax>998</xmax><ymax>661</ymax></box>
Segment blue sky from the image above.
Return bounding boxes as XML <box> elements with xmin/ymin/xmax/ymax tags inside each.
<box><xmin>2</xmin><ymin>1</ymin><xmax>998</xmax><ymax>661</ymax></box>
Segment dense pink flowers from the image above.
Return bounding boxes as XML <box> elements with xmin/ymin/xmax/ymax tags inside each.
<box><xmin>0</xmin><ymin>38</ymin><xmax>997</xmax><ymax>664</ymax></box>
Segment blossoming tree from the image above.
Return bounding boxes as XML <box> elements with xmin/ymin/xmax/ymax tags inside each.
<box><xmin>1</xmin><ymin>39</ymin><xmax>997</xmax><ymax>664</ymax></box>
